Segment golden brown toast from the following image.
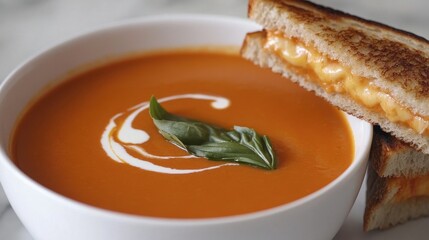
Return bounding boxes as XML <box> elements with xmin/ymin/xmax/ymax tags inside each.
<box><xmin>242</xmin><ymin>0</ymin><xmax>429</xmax><ymax>154</ymax></box>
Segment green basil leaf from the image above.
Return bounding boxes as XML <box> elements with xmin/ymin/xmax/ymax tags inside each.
<box><xmin>188</xmin><ymin>142</ymin><xmax>272</xmax><ymax>169</ymax></box>
<box><xmin>149</xmin><ymin>96</ymin><xmax>277</xmax><ymax>170</ymax></box>
<box><xmin>154</xmin><ymin>120</ymin><xmax>209</xmax><ymax>145</ymax></box>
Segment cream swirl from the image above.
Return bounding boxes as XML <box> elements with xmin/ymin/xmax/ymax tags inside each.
<box><xmin>100</xmin><ymin>94</ymin><xmax>237</xmax><ymax>174</ymax></box>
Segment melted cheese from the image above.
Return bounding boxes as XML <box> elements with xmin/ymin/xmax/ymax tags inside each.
<box><xmin>264</xmin><ymin>32</ymin><xmax>429</xmax><ymax>135</ymax></box>
<box><xmin>392</xmin><ymin>176</ymin><xmax>429</xmax><ymax>202</ymax></box>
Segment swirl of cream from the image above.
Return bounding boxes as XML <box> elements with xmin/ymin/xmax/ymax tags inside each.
<box><xmin>117</xmin><ymin>94</ymin><xmax>229</xmax><ymax>144</ymax></box>
<box><xmin>101</xmin><ymin>94</ymin><xmax>237</xmax><ymax>174</ymax></box>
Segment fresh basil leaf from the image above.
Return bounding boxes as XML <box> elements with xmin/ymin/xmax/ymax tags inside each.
<box><xmin>188</xmin><ymin>142</ymin><xmax>272</xmax><ymax>169</ymax></box>
<box><xmin>154</xmin><ymin>120</ymin><xmax>209</xmax><ymax>145</ymax></box>
<box><xmin>149</xmin><ymin>96</ymin><xmax>277</xmax><ymax>170</ymax></box>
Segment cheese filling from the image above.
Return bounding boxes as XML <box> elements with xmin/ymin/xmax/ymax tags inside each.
<box><xmin>392</xmin><ymin>176</ymin><xmax>429</xmax><ymax>202</ymax></box>
<box><xmin>264</xmin><ymin>31</ymin><xmax>429</xmax><ymax>135</ymax></box>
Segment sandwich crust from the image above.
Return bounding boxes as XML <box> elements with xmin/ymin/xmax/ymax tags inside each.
<box><xmin>248</xmin><ymin>0</ymin><xmax>429</xmax><ymax>117</ymax></box>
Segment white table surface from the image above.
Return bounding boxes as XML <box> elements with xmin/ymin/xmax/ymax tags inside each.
<box><xmin>1</xmin><ymin>0</ymin><xmax>429</xmax><ymax>239</ymax></box>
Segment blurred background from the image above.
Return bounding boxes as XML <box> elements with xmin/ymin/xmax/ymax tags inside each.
<box><xmin>0</xmin><ymin>0</ymin><xmax>428</xmax><ymax>239</ymax></box>
<box><xmin>1</xmin><ymin>0</ymin><xmax>429</xmax><ymax>82</ymax></box>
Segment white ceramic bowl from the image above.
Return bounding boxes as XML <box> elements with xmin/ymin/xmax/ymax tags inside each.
<box><xmin>0</xmin><ymin>15</ymin><xmax>372</xmax><ymax>240</ymax></box>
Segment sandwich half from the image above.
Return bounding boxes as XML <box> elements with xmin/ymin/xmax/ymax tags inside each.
<box><xmin>241</xmin><ymin>0</ymin><xmax>429</xmax><ymax>153</ymax></box>
<box><xmin>365</xmin><ymin>126</ymin><xmax>429</xmax><ymax>231</ymax></box>
<box><xmin>370</xmin><ymin>126</ymin><xmax>429</xmax><ymax>178</ymax></box>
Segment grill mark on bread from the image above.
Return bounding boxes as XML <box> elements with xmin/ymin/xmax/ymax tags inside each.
<box><xmin>276</xmin><ymin>0</ymin><xmax>345</xmax><ymax>21</ymax></box>
<box><xmin>319</xmin><ymin>28</ymin><xmax>429</xmax><ymax>99</ymax></box>
<box><xmin>281</xmin><ymin>4</ymin><xmax>324</xmax><ymax>23</ymax></box>
<box><xmin>266</xmin><ymin>0</ymin><xmax>429</xmax><ymax>43</ymax></box>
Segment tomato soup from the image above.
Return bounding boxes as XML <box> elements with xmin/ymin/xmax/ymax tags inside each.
<box><xmin>11</xmin><ymin>50</ymin><xmax>354</xmax><ymax>218</ymax></box>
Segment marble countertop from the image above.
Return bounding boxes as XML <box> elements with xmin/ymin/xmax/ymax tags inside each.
<box><xmin>1</xmin><ymin>0</ymin><xmax>428</xmax><ymax>239</ymax></box>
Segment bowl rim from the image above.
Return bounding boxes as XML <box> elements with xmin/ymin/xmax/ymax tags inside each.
<box><xmin>0</xmin><ymin>14</ymin><xmax>373</xmax><ymax>226</ymax></box>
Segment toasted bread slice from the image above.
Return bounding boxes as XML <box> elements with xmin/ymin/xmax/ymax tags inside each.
<box><xmin>241</xmin><ymin>0</ymin><xmax>429</xmax><ymax>154</ymax></box>
<box><xmin>371</xmin><ymin>126</ymin><xmax>429</xmax><ymax>178</ymax></box>
<box><xmin>365</xmin><ymin>163</ymin><xmax>429</xmax><ymax>231</ymax></box>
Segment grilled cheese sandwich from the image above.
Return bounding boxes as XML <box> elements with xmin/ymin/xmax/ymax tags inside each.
<box><xmin>241</xmin><ymin>0</ymin><xmax>429</xmax><ymax>154</ymax></box>
<box><xmin>264</xmin><ymin>31</ymin><xmax>429</xmax><ymax>135</ymax></box>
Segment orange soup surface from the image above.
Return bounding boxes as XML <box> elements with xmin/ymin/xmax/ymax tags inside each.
<box><xmin>11</xmin><ymin>50</ymin><xmax>354</xmax><ymax>218</ymax></box>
